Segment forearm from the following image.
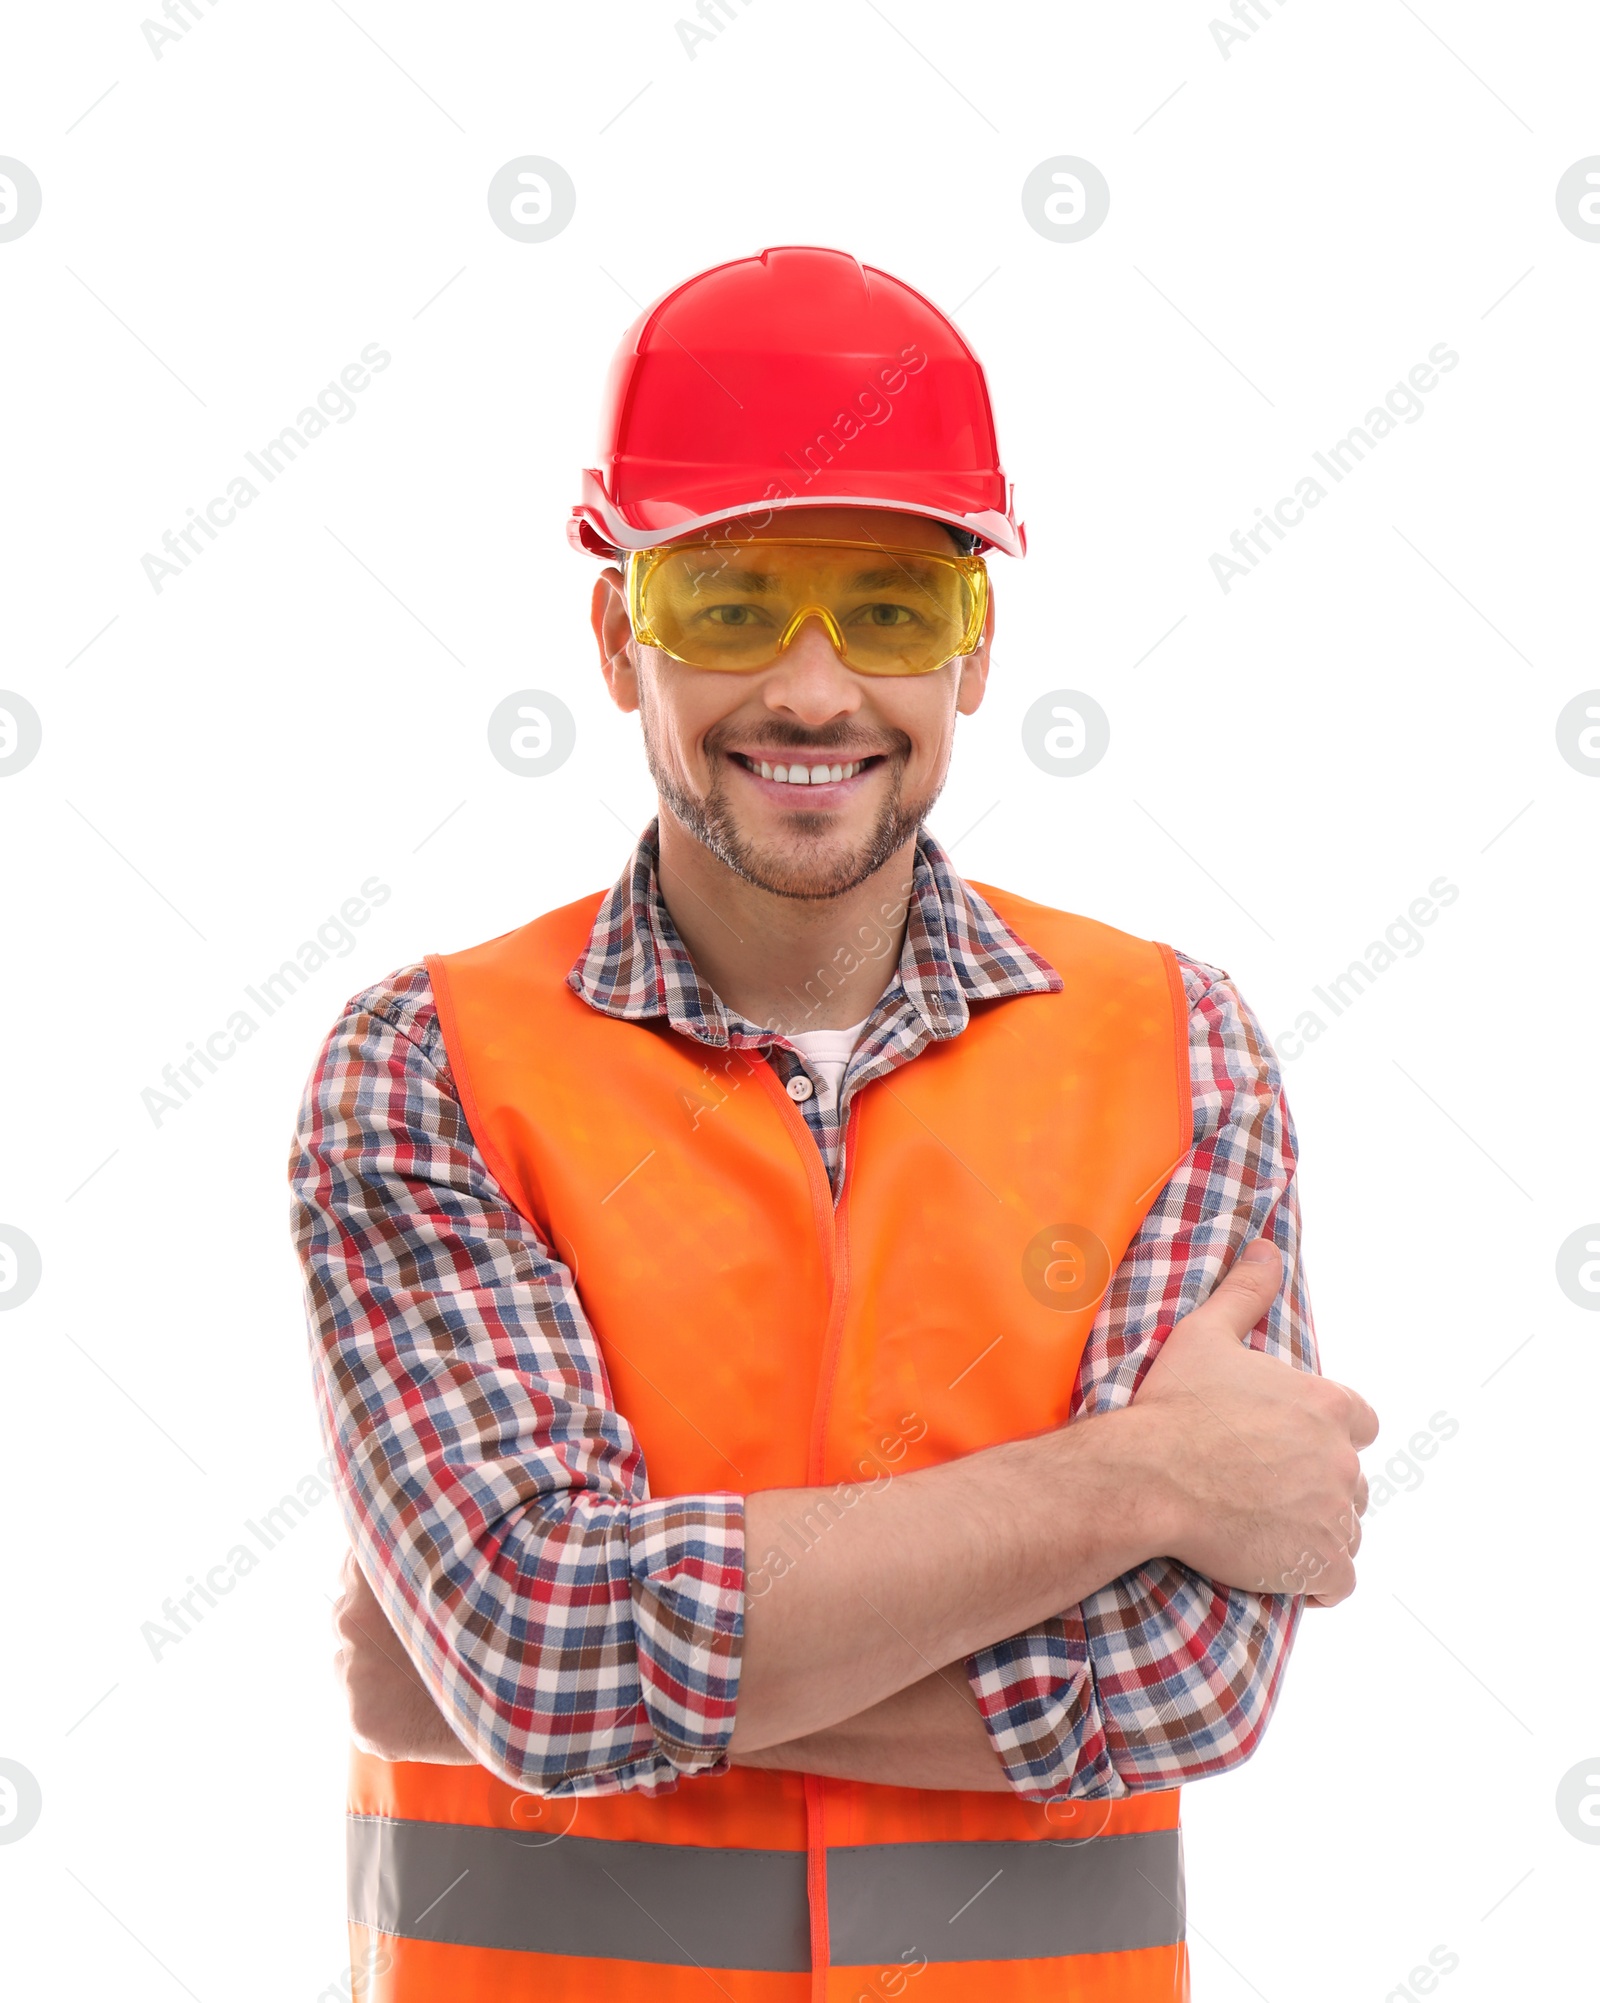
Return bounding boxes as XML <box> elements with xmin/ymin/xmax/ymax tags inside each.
<box><xmin>334</xmin><ymin>1238</ymin><xmax>1366</xmax><ymax>1792</ymax></box>
<box><xmin>729</xmin><ymin>1406</ymin><xmax>1173</xmax><ymax>1755</ymax></box>
<box><xmin>737</xmin><ymin>1568</ymin><xmax>1302</xmax><ymax>1798</ymax></box>
<box><xmin>340</xmin><ymin>1539</ymin><xmax>1015</xmax><ymax>1790</ymax></box>
<box><xmin>734</xmin><ymin>1666</ymin><xmax>1012</xmax><ymax>1791</ymax></box>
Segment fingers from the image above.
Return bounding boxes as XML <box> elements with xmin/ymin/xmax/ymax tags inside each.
<box><xmin>1336</xmin><ymin>1383</ymin><xmax>1381</xmax><ymax>1452</ymax></box>
<box><xmin>1302</xmin><ymin>1560</ymin><xmax>1356</xmax><ymax>1607</ymax></box>
<box><xmin>1312</xmin><ymin>1377</ymin><xmax>1380</xmax><ymax>1452</ymax></box>
<box><xmin>1294</xmin><ymin>1480</ymin><xmax>1368</xmax><ymax>1603</ymax></box>
<box><xmin>1292</xmin><ymin>1552</ymin><xmax>1356</xmax><ymax>1606</ymax></box>
<box><xmin>333</xmin><ymin>1547</ymin><xmax>388</xmax><ymax>1659</ymax></box>
<box><xmin>1200</xmin><ymin>1249</ymin><xmax>1381</xmax><ymax>1463</ymax></box>
<box><xmin>1318</xmin><ymin>1472</ymin><xmax>1371</xmax><ymax>1593</ymax></box>
<box><xmin>342</xmin><ymin>1548</ymin><xmax>383</xmax><ymax>1614</ymax></box>
<box><xmin>1186</xmin><ymin>1238</ymin><xmax>1283</xmax><ymax>1343</ymax></box>
<box><xmin>332</xmin><ymin>1550</ymin><xmax>355</xmax><ymax>1645</ymax></box>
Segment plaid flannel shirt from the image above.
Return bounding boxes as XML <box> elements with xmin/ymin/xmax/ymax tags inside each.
<box><xmin>291</xmin><ymin>818</ymin><xmax>1315</xmax><ymax>1799</ymax></box>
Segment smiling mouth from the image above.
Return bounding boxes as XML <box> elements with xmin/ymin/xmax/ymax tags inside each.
<box><xmin>728</xmin><ymin>752</ymin><xmax>887</xmax><ymax>788</ymax></box>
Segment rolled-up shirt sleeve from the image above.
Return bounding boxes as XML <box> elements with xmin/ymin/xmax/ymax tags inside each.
<box><xmin>289</xmin><ymin>964</ymin><xmax>745</xmax><ymax>1796</ymax></box>
<box><xmin>965</xmin><ymin>956</ymin><xmax>1318</xmax><ymax>1800</ymax></box>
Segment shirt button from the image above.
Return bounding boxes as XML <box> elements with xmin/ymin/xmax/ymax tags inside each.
<box><xmin>786</xmin><ymin>1074</ymin><xmax>814</xmax><ymax>1102</ymax></box>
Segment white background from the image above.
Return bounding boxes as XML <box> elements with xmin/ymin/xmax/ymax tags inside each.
<box><xmin>2</xmin><ymin>2</ymin><xmax>1597</xmax><ymax>1997</ymax></box>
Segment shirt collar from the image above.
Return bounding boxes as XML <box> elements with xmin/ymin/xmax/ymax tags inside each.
<box><xmin>567</xmin><ymin>818</ymin><xmax>1061</xmax><ymax>1048</ymax></box>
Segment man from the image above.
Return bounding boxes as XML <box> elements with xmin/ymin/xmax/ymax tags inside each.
<box><xmin>293</xmin><ymin>246</ymin><xmax>1376</xmax><ymax>2002</ymax></box>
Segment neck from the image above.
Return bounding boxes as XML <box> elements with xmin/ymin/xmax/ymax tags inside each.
<box><xmin>654</xmin><ymin>808</ymin><xmax>917</xmax><ymax>1035</ymax></box>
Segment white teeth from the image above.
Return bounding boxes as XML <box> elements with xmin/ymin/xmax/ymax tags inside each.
<box><xmin>747</xmin><ymin>756</ymin><xmax>868</xmax><ymax>785</ymax></box>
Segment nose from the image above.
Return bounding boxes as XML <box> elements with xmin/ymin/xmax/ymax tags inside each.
<box><xmin>758</xmin><ymin>614</ymin><xmax>864</xmax><ymax>722</ymax></box>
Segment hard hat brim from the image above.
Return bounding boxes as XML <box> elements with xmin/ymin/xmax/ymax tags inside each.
<box><xmin>569</xmin><ymin>475</ymin><xmax>1026</xmax><ymax>562</ymax></box>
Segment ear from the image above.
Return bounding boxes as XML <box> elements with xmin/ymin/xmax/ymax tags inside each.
<box><xmin>954</xmin><ymin>575</ymin><xmax>995</xmax><ymax>716</ymax></box>
<box><xmin>592</xmin><ymin>567</ymin><xmax>640</xmax><ymax>714</ymax></box>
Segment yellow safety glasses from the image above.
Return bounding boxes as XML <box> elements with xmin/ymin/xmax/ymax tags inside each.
<box><xmin>626</xmin><ymin>537</ymin><xmax>989</xmax><ymax>677</ymax></box>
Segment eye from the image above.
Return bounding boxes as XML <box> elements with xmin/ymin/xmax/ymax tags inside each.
<box><xmin>849</xmin><ymin>602</ymin><xmax>918</xmax><ymax>629</ymax></box>
<box><xmin>700</xmin><ymin>603</ymin><xmax>774</xmax><ymax>628</ymax></box>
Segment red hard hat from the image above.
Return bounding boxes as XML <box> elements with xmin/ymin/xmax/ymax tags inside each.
<box><xmin>569</xmin><ymin>246</ymin><xmax>1025</xmax><ymax>560</ymax></box>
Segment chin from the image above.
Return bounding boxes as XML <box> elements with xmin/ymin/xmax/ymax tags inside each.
<box><xmin>720</xmin><ymin>797</ymin><xmax>933</xmax><ymax>902</ymax></box>
<box><xmin>735</xmin><ymin>836</ymin><xmax>886</xmax><ymax>902</ymax></box>
<box><xmin>654</xmin><ymin>750</ymin><xmax>938</xmax><ymax>902</ymax></box>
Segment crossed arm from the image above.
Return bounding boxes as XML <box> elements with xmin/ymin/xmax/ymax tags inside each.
<box><xmin>331</xmin><ymin>1234</ymin><xmax>1367</xmax><ymax>1791</ymax></box>
<box><xmin>300</xmin><ymin>959</ymin><xmax>1373</xmax><ymax>1801</ymax></box>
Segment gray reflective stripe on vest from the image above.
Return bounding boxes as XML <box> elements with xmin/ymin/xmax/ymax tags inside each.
<box><xmin>348</xmin><ymin>1815</ymin><xmax>1183</xmax><ymax>1969</ymax></box>
<box><xmin>349</xmin><ymin>1817</ymin><xmax>812</xmax><ymax>1971</ymax></box>
<box><xmin>829</xmin><ymin>1830</ymin><xmax>1184</xmax><ymax>1965</ymax></box>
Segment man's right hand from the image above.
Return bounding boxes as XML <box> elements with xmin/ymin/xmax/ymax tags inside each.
<box><xmin>1129</xmin><ymin>1238</ymin><xmax>1377</xmax><ymax>1605</ymax></box>
<box><xmin>731</xmin><ymin>1236</ymin><xmax>1374</xmax><ymax>1754</ymax></box>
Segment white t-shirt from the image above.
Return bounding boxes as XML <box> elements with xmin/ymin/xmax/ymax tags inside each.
<box><xmin>788</xmin><ymin>1015</ymin><xmax>872</xmax><ymax>1119</ymax></box>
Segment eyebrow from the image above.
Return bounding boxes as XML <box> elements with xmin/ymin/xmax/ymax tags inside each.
<box><xmin>676</xmin><ymin>556</ymin><xmax>945</xmax><ymax>595</ymax></box>
<box><xmin>849</xmin><ymin>563</ymin><xmax>939</xmax><ymax>590</ymax></box>
<box><xmin>683</xmin><ymin>565</ymin><xmax>775</xmax><ymax>593</ymax></box>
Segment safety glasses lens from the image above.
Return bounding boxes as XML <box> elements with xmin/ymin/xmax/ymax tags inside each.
<box><xmin>633</xmin><ymin>543</ymin><xmax>983</xmax><ymax>674</ymax></box>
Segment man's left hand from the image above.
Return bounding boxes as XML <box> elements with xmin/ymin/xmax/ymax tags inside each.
<box><xmin>332</xmin><ymin>1548</ymin><xmax>477</xmax><ymax>1765</ymax></box>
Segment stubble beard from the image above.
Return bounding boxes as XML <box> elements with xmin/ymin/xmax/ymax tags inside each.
<box><xmin>640</xmin><ymin>696</ymin><xmax>941</xmax><ymax>902</ymax></box>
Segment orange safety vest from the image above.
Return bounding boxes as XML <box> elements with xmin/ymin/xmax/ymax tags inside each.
<box><xmin>347</xmin><ymin>882</ymin><xmax>1194</xmax><ymax>2002</ymax></box>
